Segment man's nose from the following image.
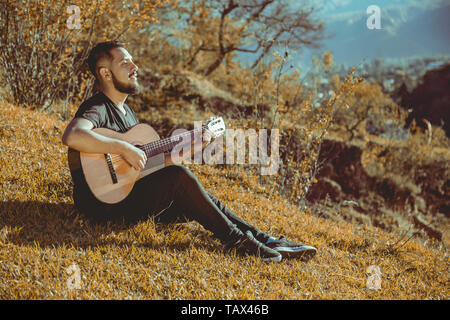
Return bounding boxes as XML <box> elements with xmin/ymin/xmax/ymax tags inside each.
<box><xmin>130</xmin><ymin>62</ymin><xmax>138</xmax><ymax>73</ymax></box>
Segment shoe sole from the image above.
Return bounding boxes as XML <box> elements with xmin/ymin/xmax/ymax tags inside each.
<box><xmin>260</xmin><ymin>254</ymin><xmax>282</xmax><ymax>263</ymax></box>
<box><xmin>271</xmin><ymin>246</ymin><xmax>317</xmax><ymax>261</ymax></box>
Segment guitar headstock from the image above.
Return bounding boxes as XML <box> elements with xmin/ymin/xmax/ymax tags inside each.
<box><xmin>205</xmin><ymin>117</ymin><xmax>226</xmax><ymax>138</ymax></box>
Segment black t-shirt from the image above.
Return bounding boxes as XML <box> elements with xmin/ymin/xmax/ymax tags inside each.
<box><xmin>74</xmin><ymin>91</ymin><xmax>139</xmax><ymax>132</ymax></box>
<box><xmin>70</xmin><ymin>91</ymin><xmax>140</xmax><ymax>219</ymax></box>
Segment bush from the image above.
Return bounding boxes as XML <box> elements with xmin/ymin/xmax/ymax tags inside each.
<box><xmin>0</xmin><ymin>0</ymin><xmax>163</xmax><ymax>115</ymax></box>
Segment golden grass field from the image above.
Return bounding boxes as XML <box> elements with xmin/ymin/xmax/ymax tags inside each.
<box><xmin>0</xmin><ymin>101</ymin><xmax>448</xmax><ymax>300</ymax></box>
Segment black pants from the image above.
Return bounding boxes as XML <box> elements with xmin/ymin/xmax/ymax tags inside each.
<box><xmin>76</xmin><ymin>165</ymin><xmax>270</xmax><ymax>246</ymax></box>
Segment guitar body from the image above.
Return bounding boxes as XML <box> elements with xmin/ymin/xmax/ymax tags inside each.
<box><xmin>67</xmin><ymin>116</ymin><xmax>225</xmax><ymax>205</ymax></box>
<box><xmin>68</xmin><ymin>123</ymin><xmax>165</xmax><ymax>204</ymax></box>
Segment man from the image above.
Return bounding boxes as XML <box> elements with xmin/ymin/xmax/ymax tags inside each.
<box><xmin>62</xmin><ymin>40</ymin><xmax>317</xmax><ymax>262</ymax></box>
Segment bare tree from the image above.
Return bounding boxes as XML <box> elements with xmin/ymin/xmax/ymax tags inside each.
<box><xmin>177</xmin><ymin>0</ymin><xmax>324</xmax><ymax>76</ymax></box>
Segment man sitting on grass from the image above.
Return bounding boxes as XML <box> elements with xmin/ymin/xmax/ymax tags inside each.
<box><xmin>62</xmin><ymin>40</ymin><xmax>317</xmax><ymax>262</ymax></box>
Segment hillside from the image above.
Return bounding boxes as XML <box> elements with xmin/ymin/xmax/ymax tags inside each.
<box><xmin>0</xmin><ymin>100</ymin><xmax>448</xmax><ymax>300</ymax></box>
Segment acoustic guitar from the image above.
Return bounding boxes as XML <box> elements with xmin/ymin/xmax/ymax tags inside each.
<box><xmin>68</xmin><ymin>117</ymin><xmax>225</xmax><ymax>204</ymax></box>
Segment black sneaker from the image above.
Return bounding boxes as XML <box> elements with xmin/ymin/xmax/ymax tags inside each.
<box><xmin>236</xmin><ymin>231</ymin><xmax>282</xmax><ymax>262</ymax></box>
<box><xmin>265</xmin><ymin>236</ymin><xmax>317</xmax><ymax>261</ymax></box>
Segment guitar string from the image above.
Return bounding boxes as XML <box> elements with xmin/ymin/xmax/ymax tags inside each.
<box><xmin>108</xmin><ymin>127</ymin><xmax>201</xmax><ymax>160</ymax></box>
<box><xmin>107</xmin><ymin>120</ymin><xmax>224</xmax><ymax>162</ymax></box>
<box><xmin>107</xmin><ymin>126</ymin><xmax>207</xmax><ymax>162</ymax></box>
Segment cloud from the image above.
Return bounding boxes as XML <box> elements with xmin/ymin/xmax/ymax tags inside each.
<box><xmin>324</xmin><ymin>0</ymin><xmax>447</xmax><ymax>24</ymax></box>
<box><xmin>323</xmin><ymin>0</ymin><xmax>446</xmax><ymax>15</ymax></box>
<box><xmin>330</xmin><ymin>0</ymin><xmax>352</xmax><ymax>7</ymax></box>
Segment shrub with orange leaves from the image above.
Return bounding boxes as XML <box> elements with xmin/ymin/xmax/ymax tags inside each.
<box><xmin>227</xmin><ymin>51</ymin><xmax>365</xmax><ymax>207</ymax></box>
<box><xmin>331</xmin><ymin>80</ymin><xmax>407</xmax><ymax>141</ymax></box>
<box><xmin>0</xmin><ymin>0</ymin><xmax>164</xmax><ymax>116</ymax></box>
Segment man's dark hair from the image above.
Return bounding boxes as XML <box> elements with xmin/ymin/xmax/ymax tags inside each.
<box><xmin>86</xmin><ymin>40</ymin><xmax>125</xmax><ymax>80</ymax></box>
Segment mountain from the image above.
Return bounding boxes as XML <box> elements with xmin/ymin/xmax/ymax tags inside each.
<box><xmin>301</xmin><ymin>1</ymin><xmax>450</xmax><ymax>67</ymax></box>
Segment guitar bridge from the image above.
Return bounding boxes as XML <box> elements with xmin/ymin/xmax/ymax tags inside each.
<box><xmin>104</xmin><ymin>154</ymin><xmax>118</xmax><ymax>184</ymax></box>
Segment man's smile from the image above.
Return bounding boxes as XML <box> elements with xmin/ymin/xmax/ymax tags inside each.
<box><xmin>129</xmin><ymin>71</ymin><xmax>138</xmax><ymax>80</ymax></box>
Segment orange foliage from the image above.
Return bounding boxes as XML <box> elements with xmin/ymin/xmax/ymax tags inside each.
<box><xmin>0</xmin><ymin>0</ymin><xmax>164</xmax><ymax>114</ymax></box>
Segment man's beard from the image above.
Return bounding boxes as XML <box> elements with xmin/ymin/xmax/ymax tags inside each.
<box><xmin>111</xmin><ymin>72</ymin><xmax>140</xmax><ymax>95</ymax></box>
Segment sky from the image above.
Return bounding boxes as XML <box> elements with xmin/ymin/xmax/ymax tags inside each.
<box><xmin>317</xmin><ymin>0</ymin><xmax>444</xmax><ymax>15</ymax></box>
<box><xmin>285</xmin><ymin>0</ymin><xmax>450</xmax><ymax>68</ymax></box>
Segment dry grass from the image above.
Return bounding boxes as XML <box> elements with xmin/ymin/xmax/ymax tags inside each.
<box><xmin>0</xmin><ymin>101</ymin><xmax>448</xmax><ymax>300</ymax></box>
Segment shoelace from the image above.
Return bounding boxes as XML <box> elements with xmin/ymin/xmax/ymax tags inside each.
<box><xmin>265</xmin><ymin>236</ymin><xmax>278</xmax><ymax>245</ymax></box>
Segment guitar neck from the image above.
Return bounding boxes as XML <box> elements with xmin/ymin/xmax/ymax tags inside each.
<box><xmin>138</xmin><ymin>125</ymin><xmax>205</xmax><ymax>157</ymax></box>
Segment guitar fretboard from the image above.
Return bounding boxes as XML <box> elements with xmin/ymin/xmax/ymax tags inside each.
<box><xmin>138</xmin><ymin>126</ymin><xmax>206</xmax><ymax>157</ymax></box>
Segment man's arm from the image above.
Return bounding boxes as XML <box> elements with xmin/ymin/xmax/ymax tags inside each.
<box><xmin>62</xmin><ymin>117</ymin><xmax>147</xmax><ymax>170</ymax></box>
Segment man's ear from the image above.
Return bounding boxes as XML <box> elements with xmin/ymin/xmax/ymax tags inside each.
<box><xmin>98</xmin><ymin>67</ymin><xmax>111</xmax><ymax>81</ymax></box>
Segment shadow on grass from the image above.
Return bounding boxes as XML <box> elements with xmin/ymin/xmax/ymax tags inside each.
<box><xmin>0</xmin><ymin>200</ymin><xmax>220</xmax><ymax>254</ymax></box>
